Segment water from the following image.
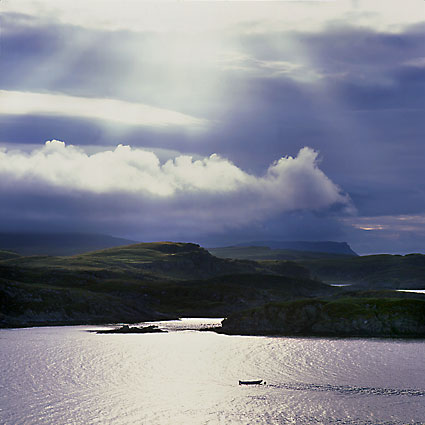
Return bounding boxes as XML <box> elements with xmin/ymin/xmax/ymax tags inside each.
<box><xmin>1</xmin><ymin>319</ymin><xmax>424</xmax><ymax>424</ymax></box>
<box><xmin>397</xmin><ymin>290</ymin><xmax>425</xmax><ymax>294</ymax></box>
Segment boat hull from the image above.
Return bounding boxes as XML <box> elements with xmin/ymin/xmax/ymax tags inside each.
<box><xmin>239</xmin><ymin>380</ymin><xmax>263</xmax><ymax>385</ymax></box>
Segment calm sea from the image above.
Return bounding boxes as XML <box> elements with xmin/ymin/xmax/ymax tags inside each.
<box><xmin>1</xmin><ymin>319</ymin><xmax>424</xmax><ymax>424</ymax></box>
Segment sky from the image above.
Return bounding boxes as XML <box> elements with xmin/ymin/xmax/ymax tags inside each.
<box><xmin>0</xmin><ymin>0</ymin><xmax>424</xmax><ymax>254</ymax></box>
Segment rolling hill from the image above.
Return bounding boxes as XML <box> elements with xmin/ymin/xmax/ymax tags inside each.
<box><xmin>0</xmin><ymin>242</ymin><xmax>332</xmax><ymax>327</ymax></box>
<box><xmin>2</xmin><ymin>240</ymin><xmax>424</xmax><ymax>331</ymax></box>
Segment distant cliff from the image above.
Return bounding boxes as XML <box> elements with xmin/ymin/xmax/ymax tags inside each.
<box><xmin>209</xmin><ymin>241</ymin><xmax>357</xmax><ymax>261</ymax></box>
<box><xmin>235</xmin><ymin>241</ymin><xmax>358</xmax><ymax>256</ymax></box>
<box><xmin>219</xmin><ymin>298</ymin><xmax>425</xmax><ymax>338</ymax></box>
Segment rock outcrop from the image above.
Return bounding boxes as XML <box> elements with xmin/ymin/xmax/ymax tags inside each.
<box><xmin>95</xmin><ymin>325</ymin><xmax>165</xmax><ymax>334</ymax></box>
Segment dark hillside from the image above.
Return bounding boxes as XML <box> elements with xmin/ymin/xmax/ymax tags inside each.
<box><xmin>0</xmin><ymin>242</ymin><xmax>326</xmax><ymax>327</ymax></box>
<box><xmin>1</xmin><ymin>242</ymin><xmax>312</xmax><ymax>282</ymax></box>
<box><xmin>0</xmin><ymin>242</ymin><xmax>261</xmax><ymax>281</ymax></box>
<box><xmin>208</xmin><ymin>245</ymin><xmax>355</xmax><ymax>261</ymax></box>
<box><xmin>300</xmin><ymin>253</ymin><xmax>425</xmax><ymax>289</ymax></box>
<box><xmin>219</xmin><ymin>297</ymin><xmax>425</xmax><ymax>337</ymax></box>
<box><xmin>0</xmin><ymin>250</ymin><xmax>21</xmax><ymax>261</ymax></box>
<box><xmin>2</xmin><ymin>241</ymin><xmax>422</xmax><ymax>329</ymax></box>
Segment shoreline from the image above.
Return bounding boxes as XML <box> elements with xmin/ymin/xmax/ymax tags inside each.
<box><xmin>212</xmin><ymin>327</ymin><xmax>425</xmax><ymax>340</ymax></box>
<box><xmin>0</xmin><ymin>315</ymin><xmax>222</xmax><ymax>331</ymax></box>
<box><xmin>3</xmin><ymin>320</ymin><xmax>425</xmax><ymax>340</ymax></box>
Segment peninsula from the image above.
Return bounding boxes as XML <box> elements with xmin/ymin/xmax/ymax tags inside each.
<box><xmin>218</xmin><ymin>297</ymin><xmax>425</xmax><ymax>338</ymax></box>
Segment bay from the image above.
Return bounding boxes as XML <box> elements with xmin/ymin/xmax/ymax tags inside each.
<box><xmin>1</xmin><ymin>319</ymin><xmax>424</xmax><ymax>424</ymax></box>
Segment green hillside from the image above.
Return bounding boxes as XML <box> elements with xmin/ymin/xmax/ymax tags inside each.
<box><xmin>0</xmin><ymin>242</ymin><xmax>331</xmax><ymax>327</ymax></box>
<box><xmin>2</xmin><ymin>241</ymin><xmax>424</xmax><ymax>330</ymax></box>
<box><xmin>0</xmin><ymin>250</ymin><xmax>21</xmax><ymax>261</ymax></box>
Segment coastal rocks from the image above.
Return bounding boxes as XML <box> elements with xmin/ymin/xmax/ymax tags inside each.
<box><xmin>219</xmin><ymin>298</ymin><xmax>425</xmax><ymax>338</ymax></box>
<box><xmin>96</xmin><ymin>325</ymin><xmax>165</xmax><ymax>334</ymax></box>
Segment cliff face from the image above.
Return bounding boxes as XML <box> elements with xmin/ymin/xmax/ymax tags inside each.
<box><xmin>220</xmin><ymin>298</ymin><xmax>425</xmax><ymax>338</ymax></box>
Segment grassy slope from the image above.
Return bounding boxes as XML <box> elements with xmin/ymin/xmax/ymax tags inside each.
<box><xmin>2</xmin><ymin>241</ymin><xmax>423</xmax><ymax>329</ymax></box>
<box><xmin>0</xmin><ymin>242</ymin><xmax>332</xmax><ymax>327</ymax></box>
<box><xmin>0</xmin><ymin>250</ymin><xmax>21</xmax><ymax>261</ymax></box>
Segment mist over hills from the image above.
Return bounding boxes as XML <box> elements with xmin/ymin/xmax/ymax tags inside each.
<box><xmin>0</xmin><ymin>232</ymin><xmax>358</xmax><ymax>258</ymax></box>
<box><xmin>0</xmin><ymin>233</ymin><xmax>137</xmax><ymax>256</ymax></box>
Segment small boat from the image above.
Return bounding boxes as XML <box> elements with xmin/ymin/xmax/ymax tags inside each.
<box><xmin>239</xmin><ymin>380</ymin><xmax>263</xmax><ymax>385</ymax></box>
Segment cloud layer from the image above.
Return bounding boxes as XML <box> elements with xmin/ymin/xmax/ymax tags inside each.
<box><xmin>0</xmin><ymin>141</ymin><xmax>351</xmax><ymax>235</ymax></box>
<box><xmin>1</xmin><ymin>3</ymin><xmax>424</xmax><ymax>252</ymax></box>
<box><xmin>1</xmin><ymin>90</ymin><xmax>206</xmax><ymax>129</ymax></box>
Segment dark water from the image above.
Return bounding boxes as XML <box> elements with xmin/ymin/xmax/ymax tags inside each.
<box><xmin>1</xmin><ymin>319</ymin><xmax>424</xmax><ymax>424</ymax></box>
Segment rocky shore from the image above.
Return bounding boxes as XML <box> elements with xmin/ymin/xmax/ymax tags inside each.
<box><xmin>95</xmin><ymin>324</ymin><xmax>165</xmax><ymax>334</ymax></box>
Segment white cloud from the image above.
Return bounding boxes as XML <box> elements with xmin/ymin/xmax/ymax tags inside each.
<box><xmin>3</xmin><ymin>0</ymin><xmax>422</xmax><ymax>34</ymax></box>
<box><xmin>0</xmin><ymin>141</ymin><xmax>352</xmax><ymax>228</ymax></box>
<box><xmin>0</xmin><ymin>90</ymin><xmax>207</xmax><ymax>129</ymax></box>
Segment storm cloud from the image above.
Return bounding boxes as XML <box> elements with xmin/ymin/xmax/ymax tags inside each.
<box><xmin>1</xmin><ymin>1</ymin><xmax>424</xmax><ymax>253</ymax></box>
<box><xmin>0</xmin><ymin>141</ymin><xmax>351</xmax><ymax>237</ymax></box>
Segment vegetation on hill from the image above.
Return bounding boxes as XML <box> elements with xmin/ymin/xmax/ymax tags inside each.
<box><xmin>1</xmin><ymin>241</ymin><xmax>424</xmax><ymax>333</ymax></box>
<box><xmin>219</xmin><ymin>297</ymin><xmax>425</xmax><ymax>337</ymax></box>
<box><xmin>0</xmin><ymin>277</ymin><xmax>163</xmax><ymax>328</ymax></box>
<box><xmin>0</xmin><ymin>242</ymin><xmax>331</xmax><ymax>327</ymax></box>
<box><xmin>0</xmin><ymin>250</ymin><xmax>21</xmax><ymax>261</ymax></box>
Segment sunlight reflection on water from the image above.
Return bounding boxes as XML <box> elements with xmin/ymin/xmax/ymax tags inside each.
<box><xmin>1</xmin><ymin>319</ymin><xmax>424</xmax><ymax>424</ymax></box>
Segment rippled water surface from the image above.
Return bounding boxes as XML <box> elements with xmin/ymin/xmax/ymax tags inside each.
<box><xmin>1</xmin><ymin>319</ymin><xmax>424</xmax><ymax>424</ymax></box>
